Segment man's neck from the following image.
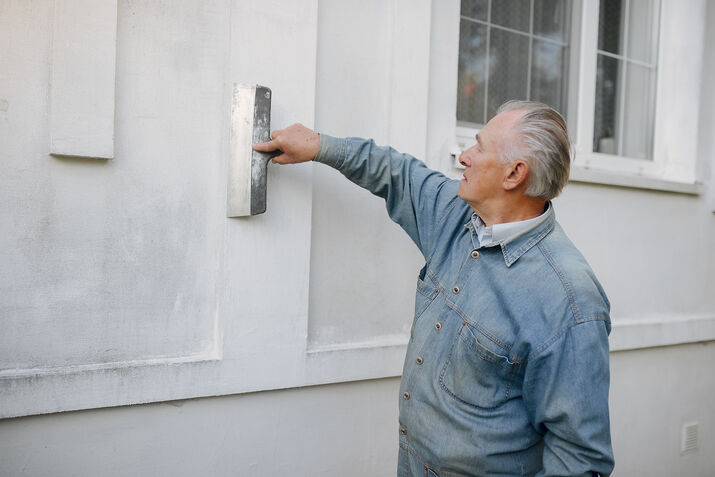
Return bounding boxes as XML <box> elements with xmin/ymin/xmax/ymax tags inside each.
<box><xmin>471</xmin><ymin>196</ymin><xmax>547</xmax><ymax>227</ymax></box>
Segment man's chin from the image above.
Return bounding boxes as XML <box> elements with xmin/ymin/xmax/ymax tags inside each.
<box><xmin>457</xmin><ymin>184</ymin><xmax>466</xmax><ymax>200</ymax></box>
<box><xmin>456</xmin><ymin>188</ymin><xmax>476</xmax><ymax>209</ymax></box>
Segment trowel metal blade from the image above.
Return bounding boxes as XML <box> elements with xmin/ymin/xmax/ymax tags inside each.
<box><xmin>227</xmin><ymin>83</ymin><xmax>273</xmax><ymax>217</ymax></box>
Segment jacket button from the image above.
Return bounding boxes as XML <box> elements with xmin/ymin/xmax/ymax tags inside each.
<box><xmin>452</xmin><ymin>286</ymin><xmax>460</xmax><ymax>294</ymax></box>
<box><xmin>403</xmin><ymin>391</ymin><xmax>410</xmax><ymax>400</ymax></box>
<box><xmin>435</xmin><ymin>322</ymin><xmax>442</xmax><ymax>330</ymax></box>
<box><xmin>471</xmin><ymin>249</ymin><xmax>480</xmax><ymax>259</ymax></box>
<box><xmin>416</xmin><ymin>356</ymin><xmax>423</xmax><ymax>365</ymax></box>
<box><xmin>400</xmin><ymin>428</ymin><xmax>407</xmax><ymax>436</ymax></box>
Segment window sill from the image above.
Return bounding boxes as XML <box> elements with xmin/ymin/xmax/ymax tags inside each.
<box><xmin>569</xmin><ymin>166</ymin><xmax>704</xmax><ymax>195</ymax></box>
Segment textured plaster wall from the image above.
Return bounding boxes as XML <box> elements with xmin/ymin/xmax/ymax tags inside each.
<box><xmin>0</xmin><ymin>379</ymin><xmax>402</xmax><ymax>477</ymax></box>
<box><xmin>2</xmin><ymin>342</ymin><xmax>714</xmax><ymax>476</ymax></box>
<box><xmin>609</xmin><ymin>343</ymin><xmax>715</xmax><ymax>477</ymax></box>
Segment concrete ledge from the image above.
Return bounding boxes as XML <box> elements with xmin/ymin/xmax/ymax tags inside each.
<box><xmin>610</xmin><ymin>313</ymin><xmax>715</xmax><ymax>351</ymax></box>
<box><xmin>3</xmin><ymin>314</ymin><xmax>713</xmax><ymax>418</ymax></box>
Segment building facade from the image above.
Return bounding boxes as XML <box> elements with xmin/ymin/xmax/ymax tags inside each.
<box><xmin>1</xmin><ymin>0</ymin><xmax>714</xmax><ymax>475</ymax></box>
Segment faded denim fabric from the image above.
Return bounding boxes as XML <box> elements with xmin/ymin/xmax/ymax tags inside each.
<box><xmin>316</xmin><ymin>136</ymin><xmax>614</xmax><ymax>477</ymax></box>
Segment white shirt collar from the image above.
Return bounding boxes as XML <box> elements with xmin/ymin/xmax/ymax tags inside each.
<box><xmin>471</xmin><ymin>204</ymin><xmax>550</xmax><ymax>248</ymax></box>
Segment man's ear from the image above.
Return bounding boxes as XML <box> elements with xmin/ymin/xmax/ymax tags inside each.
<box><xmin>503</xmin><ymin>160</ymin><xmax>529</xmax><ymax>191</ymax></box>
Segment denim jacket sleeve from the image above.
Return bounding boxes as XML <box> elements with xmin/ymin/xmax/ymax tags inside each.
<box><xmin>523</xmin><ymin>319</ymin><xmax>615</xmax><ymax>477</ymax></box>
<box><xmin>315</xmin><ymin>134</ymin><xmax>461</xmax><ymax>258</ymax></box>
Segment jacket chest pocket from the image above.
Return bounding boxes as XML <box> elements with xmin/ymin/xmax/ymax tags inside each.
<box><xmin>439</xmin><ymin>321</ymin><xmax>520</xmax><ymax>409</ymax></box>
<box><xmin>414</xmin><ymin>269</ymin><xmax>440</xmax><ymax>320</ymax></box>
<box><xmin>411</xmin><ymin>270</ymin><xmax>440</xmax><ymax>341</ymax></box>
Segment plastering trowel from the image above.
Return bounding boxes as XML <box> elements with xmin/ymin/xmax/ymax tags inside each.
<box><xmin>227</xmin><ymin>83</ymin><xmax>277</xmax><ymax>217</ymax></box>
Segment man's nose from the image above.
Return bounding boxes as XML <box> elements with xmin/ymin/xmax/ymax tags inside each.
<box><xmin>459</xmin><ymin>152</ymin><xmax>470</xmax><ymax>167</ymax></box>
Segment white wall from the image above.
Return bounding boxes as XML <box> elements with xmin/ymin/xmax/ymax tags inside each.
<box><xmin>610</xmin><ymin>343</ymin><xmax>715</xmax><ymax>477</ymax></box>
<box><xmin>0</xmin><ymin>0</ymin><xmax>429</xmax><ymax>419</ymax></box>
<box><xmin>1</xmin><ymin>0</ymin><xmax>715</xmax><ymax>475</ymax></box>
<box><xmin>1</xmin><ymin>342</ymin><xmax>714</xmax><ymax>477</ymax></box>
<box><xmin>309</xmin><ymin>0</ymin><xmax>424</xmax><ymax>350</ymax></box>
<box><xmin>0</xmin><ymin>379</ymin><xmax>402</xmax><ymax>477</ymax></box>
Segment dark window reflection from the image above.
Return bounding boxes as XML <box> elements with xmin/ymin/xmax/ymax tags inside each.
<box><xmin>534</xmin><ymin>0</ymin><xmax>569</xmax><ymax>42</ymax></box>
<box><xmin>457</xmin><ymin>20</ymin><xmax>488</xmax><ymax>125</ymax></box>
<box><xmin>593</xmin><ymin>55</ymin><xmax>621</xmax><ymax>154</ymax></box>
<box><xmin>531</xmin><ymin>40</ymin><xmax>566</xmax><ymax>113</ymax></box>
<box><xmin>456</xmin><ymin>0</ymin><xmax>570</xmax><ymax>127</ymax></box>
<box><xmin>598</xmin><ymin>0</ymin><xmax>624</xmax><ymax>55</ymax></box>
<box><xmin>460</xmin><ymin>0</ymin><xmax>488</xmax><ymax>21</ymax></box>
<box><xmin>491</xmin><ymin>0</ymin><xmax>531</xmax><ymax>33</ymax></box>
<box><xmin>488</xmin><ymin>29</ymin><xmax>529</xmax><ymax>119</ymax></box>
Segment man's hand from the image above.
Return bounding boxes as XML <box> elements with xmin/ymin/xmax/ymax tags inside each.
<box><xmin>253</xmin><ymin>123</ymin><xmax>320</xmax><ymax>165</ymax></box>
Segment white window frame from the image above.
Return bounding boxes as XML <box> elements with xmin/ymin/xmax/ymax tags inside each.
<box><xmin>573</xmin><ymin>0</ymin><xmax>705</xmax><ymax>193</ymax></box>
<box><xmin>447</xmin><ymin>0</ymin><xmax>706</xmax><ymax>192</ymax></box>
<box><xmin>576</xmin><ymin>0</ymin><xmax>675</xmax><ymax>180</ymax></box>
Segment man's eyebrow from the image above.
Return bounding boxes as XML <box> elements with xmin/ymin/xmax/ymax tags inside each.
<box><xmin>475</xmin><ymin>133</ymin><xmax>480</xmax><ymax>144</ymax></box>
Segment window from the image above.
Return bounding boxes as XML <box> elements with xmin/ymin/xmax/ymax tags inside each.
<box><xmin>457</xmin><ymin>0</ymin><xmax>572</xmax><ymax>128</ymax></box>
<box><xmin>593</xmin><ymin>0</ymin><xmax>660</xmax><ymax>160</ymax></box>
<box><xmin>572</xmin><ymin>0</ymin><xmax>705</xmax><ymax>184</ymax></box>
<box><xmin>452</xmin><ymin>0</ymin><xmax>702</xmax><ymax>188</ymax></box>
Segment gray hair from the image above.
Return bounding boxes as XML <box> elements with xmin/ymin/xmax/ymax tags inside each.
<box><xmin>495</xmin><ymin>100</ymin><xmax>572</xmax><ymax>200</ymax></box>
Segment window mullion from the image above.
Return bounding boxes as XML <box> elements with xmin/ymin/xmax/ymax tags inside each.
<box><xmin>596</xmin><ymin>49</ymin><xmax>654</xmax><ymax>69</ymax></box>
<box><xmin>616</xmin><ymin>0</ymin><xmax>631</xmax><ymax>156</ymax></box>
<box><xmin>526</xmin><ymin>0</ymin><xmax>534</xmax><ymax>100</ymax></box>
<box><xmin>649</xmin><ymin>1</ymin><xmax>662</xmax><ymax>169</ymax></box>
<box><xmin>575</xmin><ymin>0</ymin><xmax>600</xmax><ymax>155</ymax></box>
<box><xmin>483</xmin><ymin>0</ymin><xmax>491</xmax><ymax>123</ymax></box>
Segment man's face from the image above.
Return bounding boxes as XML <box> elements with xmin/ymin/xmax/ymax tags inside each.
<box><xmin>457</xmin><ymin>110</ymin><xmax>522</xmax><ymax>210</ymax></box>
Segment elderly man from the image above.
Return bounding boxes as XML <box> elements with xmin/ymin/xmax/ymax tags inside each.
<box><xmin>255</xmin><ymin>101</ymin><xmax>614</xmax><ymax>477</ymax></box>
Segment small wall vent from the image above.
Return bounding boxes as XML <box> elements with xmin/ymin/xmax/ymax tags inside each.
<box><xmin>681</xmin><ymin>421</ymin><xmax>699</xmax><ymax>455</ymax></box>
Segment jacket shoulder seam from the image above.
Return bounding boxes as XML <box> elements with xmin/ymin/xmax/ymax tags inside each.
<box><xmin>536</xmin><ymin>240</ymin><xmax>582</xmax><ymax>321</ymax></box>
<box><xmin>527</xmin><ymin>319</ymin><xmax>607</xmax><ymax>361</ymax></box>
<box><xmin>425</xmin><ymin>189</ymin><xmax>462</xmax><ymax>262</ymax></box>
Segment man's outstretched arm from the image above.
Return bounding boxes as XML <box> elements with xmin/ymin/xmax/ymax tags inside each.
<box><xmin>254</xmin><ymin>124</ymin><xmax>461</xmax><ymax>258</ymax></box>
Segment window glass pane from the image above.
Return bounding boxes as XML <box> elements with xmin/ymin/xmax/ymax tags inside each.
<box><xmin>533</xmin><ymin>0</ymin><xmax>570</xmax><ymax>43</ymax></box>
<box><xmin>487</xmin><ymin>29</ymin><xmax>529</xmax><ymax>118</ymax></box>
<box><xmin>460</xmin><ymin>0</ymin><xmax>488</xmax><ymax>22</ymax></box>
<box><xmin>491</xmin><ymin>0</ymin><xmax>531</xmax><ymax>33</ymax></box>
<box><xmin>457</xmin><ymin>19</ymin><xmax>488</xmax><ymax>125</ymax></box>
<box><xmin>627</xmin><ymin>0</ymin><xmax>657</xmax><ymax>63</ymax></box>
<box><xmin>457</xmin><ymin>0</ymin><xmax>572</xmax><ymax>126</ymax></box>
<box><xmin>593</xmin><ymin>55</ymin><xmax>621</xmax><ymax>154</ymax></box>
<box><xmin>622</xmin><ymin>63</ymin><xmax>654</xmax><ymax>159</ymax></box>
<box><xmin>598</xmin><ymin>0</ymin><xmax>624</xmax><ymax>55</ymax></box>
<box><xmin>594</xmin><ymin>0</ymin><xmax>659</xmax><ymax>158</ymax></box>
<box><xmin>531</xmin><ymin>40</ymin><xmax>566</xmax><ymax>113</ymax></box>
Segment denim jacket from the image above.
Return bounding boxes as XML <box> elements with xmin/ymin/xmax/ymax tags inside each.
<box><xmin>316</xmin><ymin>136</ymin><xmax>614</xmax><ymax>477</ymax></box>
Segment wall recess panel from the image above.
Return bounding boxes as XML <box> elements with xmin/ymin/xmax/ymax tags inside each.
<box><xmin>50</xmin><ymin>0</ymin><xmax>117</xmax><ymax>159</ymax></box>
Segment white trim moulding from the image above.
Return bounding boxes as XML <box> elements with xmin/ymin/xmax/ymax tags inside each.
<box><xmin>569</xmin><ymin>166</ymin><xmax>704</xmax><ymax>195</ymax></box>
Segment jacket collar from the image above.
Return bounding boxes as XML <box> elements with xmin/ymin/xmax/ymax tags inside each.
<box><xmin>463</xmin><ymin>202</ymin><xmax>555</xmax><ymax>267</ymax></box>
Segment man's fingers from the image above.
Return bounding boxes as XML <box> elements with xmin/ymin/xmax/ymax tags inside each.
<box><xmin>253</xmin><ymin>124</ymin><xmax>316</xmax><ymax>164</ymax></box>
<box><xmin>253</xmin><ymin>139</ymin><xmax>280</xmax><ymax>152</ymax></box>
<box><xmin>271</xmin><ymin>153</ymin><xmax>289</xmax><ymax>165</ymax></box>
